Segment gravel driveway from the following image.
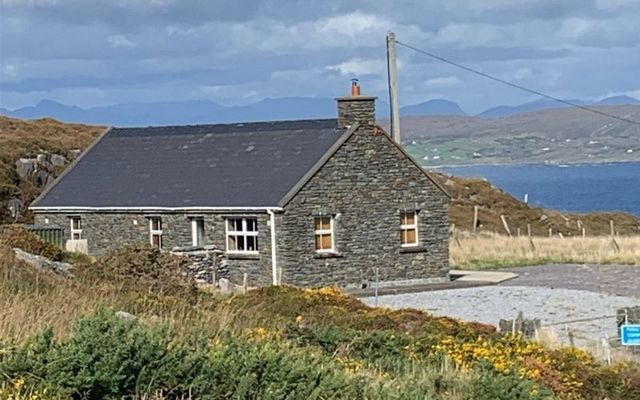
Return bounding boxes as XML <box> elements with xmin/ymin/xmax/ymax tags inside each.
<box><xmin>498</xmin><ymin>264</ymin><xmax>640</xmax><ymax>298</ymax></box>
<box><xmin>362</xmin><ymin>264</ymin><xmax>640</xmax><ymax>349</ymax></box>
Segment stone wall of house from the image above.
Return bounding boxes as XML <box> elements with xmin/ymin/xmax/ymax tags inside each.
<box><xmin>276</xmin><ymin>125</ymin><xmax>450</xmax><ymax>288</ymax></box>
<box><xmin>34</xmin><ymin>212</ymin><xmax>274</xmax><ymax>286</ymax></box>
<box><xmin>33</xmin><ymin>121</ymin><xmax>450</xmax><ymax>289</ymax></box>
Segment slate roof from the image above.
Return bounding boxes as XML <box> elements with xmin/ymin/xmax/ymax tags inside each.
<box><xmin>33</xmin><ymin>119</ymin><xmax>346</xmax><ymax>208</ymax></box>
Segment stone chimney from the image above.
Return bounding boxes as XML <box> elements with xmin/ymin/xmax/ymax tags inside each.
<box><xmin>336</xmin><ymin>79</ymin><xmax>377</xmax><ymax>130</ymax></box>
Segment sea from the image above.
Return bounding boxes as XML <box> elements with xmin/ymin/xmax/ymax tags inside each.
<box><xmin>437</xmin><ymin>162</ymin><xmax>640</xmax><ymax>216</ymax></box>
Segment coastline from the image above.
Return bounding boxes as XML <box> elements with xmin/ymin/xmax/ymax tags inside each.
<box><xmin>422</xmin><ymin>158</ymin><xmax>640</xmax><ymax>170</ymax></box>
<box><xmin>427</xmin><ymin>160</ymin><xmax>640</xmax><ymax>217</ymax></box>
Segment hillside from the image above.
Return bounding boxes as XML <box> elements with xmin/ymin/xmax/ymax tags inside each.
<box><xmin>0</xmin><ymin>116</ymin><xmax>104</xmax><ymax>223</ymax></box>
<box><xmin>394</xmin><ymin>105</ymin><xmax>640</xmax><ymax>166</ymax></box>
<box><xmin>477</xmin><ymin>95</ymin><xmax>640</xmax><ymax>118</ymax></box>
<box><xmin>432</xmin><ymin>172</ymin><xmax>640</xmax><ymax>236</ymax></box>
<box><xmin>0</xmin><ymin>235</ymin><xmax>638</xmax><ymax>399</ymax></box>
<box><xmin>2</xmin><ymin>115</ymin><xmax>639</xmax><ymax>234</ymax></box>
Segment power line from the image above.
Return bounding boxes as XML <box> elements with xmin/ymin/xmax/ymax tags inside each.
<box><xmin>395</xmin><ymin>40</ymin><xmax>640</xmax><ymax>126</ymax></box>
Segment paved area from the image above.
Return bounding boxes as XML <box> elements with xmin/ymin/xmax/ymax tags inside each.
<box><xmin>498</xmin><ymin>264</ymin><xmax>640</xmax><ymax>298</ymax></box>
<box><xmin>363</xmin><ymin>286</ymin><xmax>639</xmax><ymax>349</ymax></box>
<box><xmin>362</xmin><ymin>264</ymin><xmax>640</xmax><ymax>351</ymax></box>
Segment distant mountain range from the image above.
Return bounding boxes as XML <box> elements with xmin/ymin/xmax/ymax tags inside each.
<box><xmin>477</xmin><ymin>95</ymin><xmax>640</xmax><ymax>118</ymax></box>
<box><xmin>1</xmin><ymin>95</ymin><xmax>638</xmax><ymax>127</ymax></box>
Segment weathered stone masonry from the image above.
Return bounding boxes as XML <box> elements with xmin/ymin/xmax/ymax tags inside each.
<box><xmin>276</xmin><ymin>125</ymin><xmax>449</xmax><ymax>288</ymax></box>
<box><xmin>34</xmin><ymin>212</ymin><xmax>274</xmax><ymax>285</ymax></box>
<box><xmin>32</xmin><ymin>88</ymin><xmax>450</xmax><ymax>288</ymax></box>
<box><xmin>35</xmin><ymin>122</ymin><xmax>449</xmax><ymax>288</ymax></box>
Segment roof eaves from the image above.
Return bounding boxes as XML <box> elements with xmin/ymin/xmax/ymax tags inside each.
<box><xmin>277</xmin><ymin>122</ymin><xmax>361</xmax><ymax>208</ymax></box>
<box><xmin>30</xmin><ymin>126</ymin><xmax>113</xmax><ymax>208</ymax></box>
<box><xmin>30</xmin><ymin>206</ymin><xmax>283</xmax><ymax>213</ymax></box>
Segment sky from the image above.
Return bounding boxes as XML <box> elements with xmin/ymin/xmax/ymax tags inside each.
<box><xmin>1</xmin><ymin>0</ymin><xmax>640</xmax><ymax>114</ymax></box>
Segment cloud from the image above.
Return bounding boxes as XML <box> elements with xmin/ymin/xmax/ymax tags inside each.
<box><xmin>107</xmin><ymin>34</ymin><xmax>136</xmax><ymax>48</ymax></box>
<box><xmin>557</xmin><ymin>18</ymin><xmax>593</xmax><ymax>39</ymax></box>
<box><xmin>595</xmin><ymin>0</ymin><xmax>640</xmax><ymax>11</ymax></box>
<box><xmin>425</xmin><ymin>76</ymin><xmax>463</xmax><ymax>88</ymax></box>
<box><xmin>2</xmin><ymin>0</ymin><xmax>640</xmax><ymax>114</ymax></box>
<box><xmin>326</xmin><ymin>58</ymin><xmax>386</xmax><ymax>77</ymax></box>
<box><xmin>513</xmin><ymin>68</ymin><xmax>533</xmax><ymax>81</ymax></box>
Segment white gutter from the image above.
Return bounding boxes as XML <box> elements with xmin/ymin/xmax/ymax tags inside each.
<box><xmin>267</xmin><ymin>209</ymin><xmax>279</xmax><ymax>285</ymax></box>
<box><xmin>30</xmin><ymin>206</ymin><xmax>283</xmax><ymax>213</ymax></box>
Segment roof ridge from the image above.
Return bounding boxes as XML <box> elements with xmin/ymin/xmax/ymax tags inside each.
<box><xmin>110</xmin><ymin>118</ymin><xmax>339</xmax><ymax>132</ymax></box>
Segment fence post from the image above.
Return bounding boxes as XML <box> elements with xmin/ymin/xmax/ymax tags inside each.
<box><xmin>500</xmin><ymin>215</ymin><xmax>512</xmax><ymax>237</ymax></box>
<box><xmin>610</xmin><ymin>220</ymin><xmax>615</xmax><ymax>237</ymax></box>
<box><xmin>526</xmin><ymin>224</ymin><xmax>536</xmax><ymax>251</ymax></box>
<box><xmin>242</xmin><ymin>273</ymin><xmax>248</xmax><ymax>294</ymax></box>
<box><xmin>472</xmin><ymin>205</ymin><xmax>479</xmax><ymax>232</ymax></box>
<box><xmin>603</xmin><ymin>335</ymin><xmax>611</xmax><ymax>365</ymax></box>
<box><xmin>374</xmin><ymin>267</ymin><xmax>379</xmax><ymax>307</ymax></box>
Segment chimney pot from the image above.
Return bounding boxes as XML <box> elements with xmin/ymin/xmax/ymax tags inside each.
<box><xmin>336</xmin><ymin>79</ymin><xmax>377</xmax><ymax>130</ymax></box>
<box><xmin>350</xmin><ymin>78</ymin><xmax>361</xmax><ymax>96</ymax></box>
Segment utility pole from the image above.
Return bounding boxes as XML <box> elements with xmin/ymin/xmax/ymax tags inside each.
<box><xmin>386</xmin><ymin>32</ymin><xmax>401</xmax><ymax>144</ymax></box>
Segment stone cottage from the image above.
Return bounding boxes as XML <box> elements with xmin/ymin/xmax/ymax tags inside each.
<box><xmin>31</xmin><ymin>82</ymin><xmax>450</xmax><ymax>288</ymax></box>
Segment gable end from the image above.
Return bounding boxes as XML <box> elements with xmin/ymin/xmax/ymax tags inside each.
<box><xmin>278</xmin><ymin>124</ymin><xmax>450</xmax><ymax>208</ymax></box>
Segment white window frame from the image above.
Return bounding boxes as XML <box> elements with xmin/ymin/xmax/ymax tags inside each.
<box><xmin>149</xmin><ymin>217</ymin><xmax>163</xmax><ymax>249</ymax></box>
<box><xmin>191</xmin><ymin>218</ymin><xmax>205</xmax><ymax>247</ymax></box>
<box><xmin>314</xmin><ymin>215</ymin><xmax>335</xmax><ymax>253</ymax></box>
<box><xmin>69</xmin><ymin>216</ymin><xmax>82</xmax><ymax>240</ymax></box>
<box><xmin>400</xmin><ymin>211</ymin><xmax>419</xmax><ymax>247</ymax></box>
<box><xmin>225</xmin><ymin>217</ymin><xmax>259</xmax><ymax>254</ymax></box>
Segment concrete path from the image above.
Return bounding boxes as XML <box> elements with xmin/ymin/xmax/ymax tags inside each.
<box><xmin>450</xmin><ymin>269</ymin><xmax>518</xmax><ymax>284</ymax></box>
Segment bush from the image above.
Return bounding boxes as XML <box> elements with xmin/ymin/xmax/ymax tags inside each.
<box><xmin>0</xmin><ymin>309</ymin><xmax>554</xmax><ymax>400</ymax></box>
<box><xmin>46</xmin><ymin>309</ymin><xmax>169</xmax><ymax>398</ymax></box>
<box><xmin>473</xmin><ymin>364</ymin><xmax>554</xmax><ymax>400</ymax></box>
<box><xmin>0</xmin><ymin>310</ymin><xmax>369</xmax><ymax>399</ymax></box>
<box><xmin>82</xmin><ymin>245</ymin><xmax>196</xmax><ymax>298</ymax></box>
<box><xmin>0</xmin><ymin>225</ymin><xmax>64</xmax><ymax>261</ymax></box>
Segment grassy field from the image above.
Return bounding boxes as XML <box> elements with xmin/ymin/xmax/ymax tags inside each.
<box><xmin>451</xmin><ymin>232</ymin><xmax>640</xmax><ymax>270</ymax></box>
<box><xmin>1</xmin><ymin>230</ymin><xmax>639</xmax><ymax>399</ymax></box>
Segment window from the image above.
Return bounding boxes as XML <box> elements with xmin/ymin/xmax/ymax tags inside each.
<box><xmin>400</xmin><ymin>211</ymin><xmax>419</xmax><ymax>247</ymax></box>
<box><xmin>70</xmin><ymin>216</ymin><xmax>82</xmax><ymax>240</ymax></box>
<box><xmin>149</xmin><ymin>217</ymin><xmax>163</xmax><ymax>249</ymax></box>
<box><xmin>314</xmin><ymin>216</ymin><xmax>334</xmax><ymax>252</ymax></box>
<box><xmin>191</xmin><ymin>218</ymin><xmax>205</xmax><ymax>247</ymax></box>
<box><xmin>226</xmin><ymin>218</ymin><xmax>258</xmax><ymax>253</ymax></box>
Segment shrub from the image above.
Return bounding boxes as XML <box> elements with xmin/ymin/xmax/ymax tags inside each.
<box><xmin>0</xmin><ymin>225</ymin><xmax>64</xmax><ymax>261</ymax></box>
<box><xmin>473</xmin><ymin>364</ymin><xmax>554</xmax><ymax>400</ymax></box>
<box><xmin>45</xmin><ymin>309</ymin><xmax>169</xmax><ymax>398</ymax></box>
<box><xmin>82</xmin><ymin>245</ymin><xmax>196</xmax><ymax>299</ymax></box>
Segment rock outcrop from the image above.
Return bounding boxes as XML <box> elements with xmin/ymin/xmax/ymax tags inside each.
<box><xmin>13</xmin><ymin>247</ymin><xmax>73</xmax><ymax>278</ymax></box>
<box><xmin>15</xmin><ymin>152</ymin><xmax>68</xmax><ymax>188</ymax></box>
